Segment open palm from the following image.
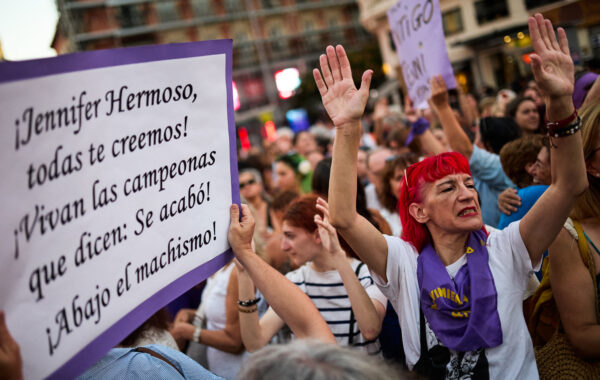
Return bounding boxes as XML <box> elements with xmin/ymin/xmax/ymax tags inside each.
<box><xmin>528</xmin><ymin>14</ymin><xmax>574</xmax><ymax>98</ymax></box>
<box><xmin>313</xmin><ymin>45</ymin><xmax>372</xmax><ymax>129</ymax></box>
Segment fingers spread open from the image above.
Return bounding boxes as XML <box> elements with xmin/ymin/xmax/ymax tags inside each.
<box><xmin>544</xmin><ymin>19</ymin><xmax>559</xmax><ymax>51</ymax></box>
<box><xmin>313</xmin><ymin>68</ymin><xmax>328</xmax><ymax>97</ymax></box>
<box><xmin>528</xmin><ymin>16</ymin><xmax>546</xmax><ymax>54</ymax></box>
<box><xmin>359</xmin><ymin>70</ymin><xmax>373</xmax><ymax>99</ymax></box>
<box><xmin>319</xmin><ymin>53</ymin><xmax>334</xmax><ymax>87</ymax></box>
<box><xmin>336</xmin><ymin>45</ymin><xmax>352</xmax><ymax>80</ymax></box>
<box><xmin>535</xmin><ymin>13</ymin><xmax>552</xmax><ymax>50</ymax></box>
<box><xmin>557</xmin><ymin>27</ymin><xmax>570</xmax><ymax>55</ymax></box>
<box><xmin>326</xmin><ymin>45</ymin><xmax>342</xmax><ymax>82</ymax></box>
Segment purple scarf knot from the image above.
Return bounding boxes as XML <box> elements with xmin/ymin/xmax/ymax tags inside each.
<box><xmin>417</xmin><ymin>229</ymin><xmax>503</xmax><ymax>351</ymax></box>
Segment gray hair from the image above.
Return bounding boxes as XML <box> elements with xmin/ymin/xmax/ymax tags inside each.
<box><xmin>239</xmin><ymin>168</ymin><xmax>263</xmax><ymax>186</ymax></box>
<box><xmin>237</xmin><ymin>340</ymin><xmax>405</xmax><ymax>380</ymax></box>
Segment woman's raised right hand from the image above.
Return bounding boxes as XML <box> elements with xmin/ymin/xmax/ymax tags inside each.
<box><xmin>313</xmin><ymin>45</ymin><xmax>372</xmax><ymax>131</ymax></box>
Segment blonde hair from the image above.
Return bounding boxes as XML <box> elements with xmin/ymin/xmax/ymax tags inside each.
<box><xmin>571</xmin><ymin>103</ymin><xmax>600</xmax><ymax>221</ymax></box>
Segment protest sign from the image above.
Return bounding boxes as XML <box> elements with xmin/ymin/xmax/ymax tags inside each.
<box><xmin>0</xmin><ymin>39</ymin><xmax>239</xmax><ymax>379</ymax></box>
<box><xmin>387</xmin><ymin>0</ymin><xmax>457</xmax><ymax>108</ymax></box>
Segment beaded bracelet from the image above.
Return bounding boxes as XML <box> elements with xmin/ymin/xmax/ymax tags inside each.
<box><xmin>237</xmin><ymin>305</ymin><xmax>257</xmax><ymax>313</ymax></box>
<box><xmin>548</xmin><ymin>115</ymin><xmax>581</xmax><ymax>138</ymax></box>
<box><xmin>238</xmin><ymin>297</ymin><xmax>261</xmax><ymax>307</ymax></box>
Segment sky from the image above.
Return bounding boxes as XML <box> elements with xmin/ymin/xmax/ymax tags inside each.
<box><xmin>0</xmin><ymin>0</ymin><xmax>59</xmax><ymax>60</ymax></box>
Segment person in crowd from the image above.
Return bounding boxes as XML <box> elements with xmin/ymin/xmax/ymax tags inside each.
<box><xmin>228</xmin><ymin>204</ymin><xmax>337</xmax><ymax>346</ymax></box>
<box><xmin>507</xmin><ymin>97</ymin><xmax>542</xmax><ymax>134</ymax></box>
<box><xmin>523</xmin><ymin>86</ymin><xmax>543</xmax><ymax>107</ymax></box>
<box><xmin>357</xmin><ymin>147</ymin><xmax>370</xmax><ymax>186</ymax></box>
<box><xmin>478</xmin><ymin>97</ymin><xmax>496</xmax><ymax>118</ymax></box>
<box><xmin>264</xmin><ymin>190</ymin><xmax>300</xmax><ymax>274</ymax></box>
<box><xmin>170</xmin><ymin>261</ymin><xmax>244</xmax><ymax>379</ymax></box>
<box><xmin>272</xmin><ymin>152</ymin><xmax>312</xmax><ymax>194</ymax></box>
<box><xmin>237</xmin><ymin>339</ymin><xmax>405</xmax><ymax>380</ymax></box>
<box><xmin>239</xmin><ymin>169</ymin><xmax>271</xmax><ymax>242</ymax></box>
<box><xmin>294</xmin><ymin>130</ymin><xmax>318</xmax><ymax>157</ymax></box>
<box><xmin>314</xmin><ymin>13</ymin><xmax>587</xmax><ymax>378</ymax></box>
<box><xmin>306</xmin><ymin>149</ymin><xmax>325</xmax><ymax>170</ymax></box>
<box><xmin>274</xmin><ymin>127</ymin><xmax>294</xmax><ymax>156</ymax></box>
<box><xmin>377</xmin><ymin>154</ymin><xmax>418</xmax><ymax>236</ymax></box>
<box><xmin>495</xmin><ymin>88</ymin><xmax>516</xmax><ymax>116</ymax></box>
<box><xmin>364</xmin><ymin>147</ymin><xmax>393</xmax><ymax>212</ymax></box>
<box><xmin>545</xmin><ymin>103</ymin><xmax>600</xmax><ymax>364</ymax></box>
<box><xmin>427</xmin><ymin>78</ymin><xmax>517</xmax><ymax>227</ymax></box>
<box><xmin>236</xmin><ymin>195</ymin><xmax>387</xmax><ymax>354</ymax></box>
<box><xmin>497</xmin><ymin>135</ymin><xmax>548</xmax><ymax>229</ymax></box>
<box><xmin>79</xmin><ymin>308</ymin><xmax>223</xmax><ymax>379</ymax></box>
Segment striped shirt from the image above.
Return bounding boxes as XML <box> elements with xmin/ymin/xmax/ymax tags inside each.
<box><xmin>285</xmin><ymin>259</ymin><xmax>387</xmax><ymax>355</ymax></box>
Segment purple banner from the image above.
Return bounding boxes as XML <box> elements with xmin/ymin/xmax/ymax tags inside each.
<box><xmin>387</xmin><ymin>0</ymin><xmax>457</xmax><ymax>108</ymax></box>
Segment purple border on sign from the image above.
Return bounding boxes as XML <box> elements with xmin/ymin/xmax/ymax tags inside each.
<box><xmin>0</xmin><ymin>40</ymin><xmax>239</xmax><ymax>379</ymax></box>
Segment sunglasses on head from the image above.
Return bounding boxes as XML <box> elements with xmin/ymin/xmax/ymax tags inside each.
<box><xmin>240</xmin><ymin>178</ymin><xmax>256</xmax><ymax>189</ymax></box>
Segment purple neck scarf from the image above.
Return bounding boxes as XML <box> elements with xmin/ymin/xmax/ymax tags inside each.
<box><xmin>417</xmin><ymin>229</ymin><xmax>503</xmax><ymax>352</ymax></box>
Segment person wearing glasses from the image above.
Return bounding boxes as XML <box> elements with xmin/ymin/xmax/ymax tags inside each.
<box><xmin>239</xmin><ymin>169</ymin><xmax>272</xmax><ymax>243</ymax></box>
<box><xmin>315</xmin><ymin>14</ymin><xmax>587</xmax><ymax>378</ymax></box>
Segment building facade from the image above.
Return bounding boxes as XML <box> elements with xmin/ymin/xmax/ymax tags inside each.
<box><xmin>358</xmin><ymin>0</ymin><xmax>600</xmax><ymax>94</ymax></box>
<box><xmin>53</xmin><ymin>0</ymin><xmax>375</xmax><ymax>133</ymax></box>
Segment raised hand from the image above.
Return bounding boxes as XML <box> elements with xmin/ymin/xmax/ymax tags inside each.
<box><xmin>313</xmin><ymin>45</ymin><xmax>373</xmax><ymax>130</ymax></box>
<box><xmin>429</xmin><ymin>74</ymin><xmax>449</xmax><ymax>111</ymax></box>
<box><xmin>314</xmin><ymin>198</ymin><xmax>345</xmax><ymax>262</ymax></box>
<box><xmin>528</xmin><ymin>13</ymin><xmax>573</xmax><ymax>99</ymax></box>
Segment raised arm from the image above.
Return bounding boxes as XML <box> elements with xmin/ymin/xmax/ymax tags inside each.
<box><xmin>405</xmin><ymin>96</ymin><xmax>447</xmax><ymax>156</ymax></box>
<box><xmin>313</xmin><ymin>45</ymin><xmax>388</xmax><ymax>280</ymax></box>
<box><xmin>228</xmin><ymin>204</ymin><xmax>335</xmax><ymax>345</ymax></box>
<box><xmin>519</xmin><ymin>14</ymin><xmax>588</xmax><ymax>264</ymax></box>
<box><xmin>429</xmin><ymin>75</ymin><xmax>474</xmax><ymax>159</ymax></box>
<box><xmin>315</xmin><ymin>198</ymin><xmax>386</xmax><ymax>340</ymax></box>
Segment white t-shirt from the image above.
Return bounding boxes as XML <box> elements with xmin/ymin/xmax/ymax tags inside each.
<box><xmin>202</xmin><ymin>264</ymin><xmax>247</xmax><ymax>380</ymax></box>
<box><xmin>365</xmin><ymin>184</ymin><xmax>402</xmax><ymax>236</ymax></box>
<box><xmin>372</xmin><ymin>221</ymin><xmax>540</xmax><ymax>379</ymax></box>
<box><xmin>286</xmin><ymin>259</ymin><xmax>387</xmax><ymax>354</ymax></box>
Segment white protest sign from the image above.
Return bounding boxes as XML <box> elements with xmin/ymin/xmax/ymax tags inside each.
<box><xmin>0</xmin><ymin>40</ymin><xmax>239</xmax><ymax>379</ymax></box>
<box><xmin>387</xmin><ymin>0</ymin><xmax>457</xmax><ymax>108</ymax></box>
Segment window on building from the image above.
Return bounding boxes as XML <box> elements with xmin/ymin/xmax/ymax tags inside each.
<box><xmin>225</xmin><ymin>0</ymin><xmax>244</xmax><ymax>13</ymax></box>
<box><xmin>474</xmin><ymin>0</ymin><xmax>509</xmax><ymax>25</ymax></box>
<box><xmin>190</xmin><ymin>0</ymin><xmax>213</xmax><ymax>17</ymax></box>
<box><xmin>304</xmin><ymin>20</ymin><xmax>314</xmax><ymax>31</ymax></box>
<box><xmin>155</xmin><ymin>1</ymin><xmax>179</xmax><ymax>23</ymax></box>
<box><xmin>442</xmin><ymin>8</ymin><xmax>463</xmax><ymax>36</ymax></box>
<box><xmin>525</xmin><ymin>0</ymin><xmax>561</xmax><ymax>9</ymax></box>
<box><xmin>118</xmin><ymin>5</ymin><xmax>145</xmax><ymax>28</ymax></box>
<box><xmin>328</xmin><ymin>17</ymin><xmax>338</xmax><ymax>28</ymax></box>
<box><xmin>262</xmin><ymin>0</ymin><xmax>280</xmax><ymax>9</ymax></box>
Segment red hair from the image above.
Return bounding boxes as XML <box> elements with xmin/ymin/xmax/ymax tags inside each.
<box><xmin>283</xmin><ymin>194</ymin><xmax>323</xmax><ymax>233</ymax></box>
<box><xmin>398</xmin><ymin>152</ymin><xmax>481</xmax><ymax>252</ymax></box>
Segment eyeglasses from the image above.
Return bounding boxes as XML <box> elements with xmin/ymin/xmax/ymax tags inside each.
<box><xmin>239</xmin><ymin>179</ymin><xmax>256</xmax><ymax>189</ymax></box>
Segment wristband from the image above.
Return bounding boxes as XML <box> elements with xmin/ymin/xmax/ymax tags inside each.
<box><xmin>548</xmin><ymin>115</ymin><xmax>581</xmax><ymax>138</ymax></box>
<box><xmin>238</xmin><ymin>305</ymin><xmax>258</xmax><ymax>313</ymax></box>
<box><xmin>546</xmin><ymin>109</ymin><xmax>577</xmax><ymax>131</ymax></box>
<box><xmin>193</xmin><ymin>326</ymin><xmax>202</xmax><ymax>343</ymax></box>
<box><xmin>238</xmin><ymin>297</ymin><xmax>261</xmax><ymax>307</ymax></box>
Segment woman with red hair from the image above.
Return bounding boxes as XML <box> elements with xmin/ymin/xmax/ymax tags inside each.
<box><xmin>314</xmin><ymin>14</ymin><xmax>588</xmax><ymax>378</ymax></box>
<box><xmin>236</xmin><ymin>194</ymin><xmax>387</xmax><ymax>355</ymax></box>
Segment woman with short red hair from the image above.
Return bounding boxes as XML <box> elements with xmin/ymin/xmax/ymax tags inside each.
<box><xmin>235</xmin><ymin>194</ymin><xmax>387</xmax><ymax>355</ymax></box>
<box><xmin>315</xmin><ymin>15</ymin><xmax>588</xmax><ymax>379</ymax></box>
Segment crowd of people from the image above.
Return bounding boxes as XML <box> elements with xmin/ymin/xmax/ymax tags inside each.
<box><xmin>2</xmin><ymin>13</ymin><xmax>600</xmax><ymax>380</ymax></box>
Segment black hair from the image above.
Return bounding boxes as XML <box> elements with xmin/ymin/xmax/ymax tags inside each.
<box><xmin>479</xmin><ymin>117</ymin><xmax>521</xmax><ymax>154</ymax></box>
